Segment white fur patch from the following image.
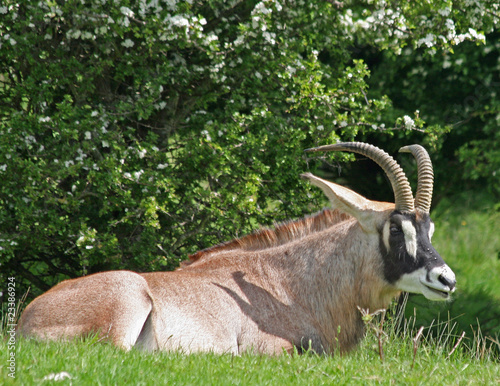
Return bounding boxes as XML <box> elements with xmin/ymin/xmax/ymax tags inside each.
<box><xmin>401</xmin><ymin>220</ymin><xmax>417</xmax><ymax>259</ymax></box>
<box><xmin>429</xmin><ymin>265</ymin><xmax>456</xmax><ymax>290</ymax></box>
<box><xmin>395</xmin><ymin>264</ymin><xmax>455</xmax><ymax>301</ymax></box>
<box><xmin>428</xmin><ymin>222</ymin><xmax>435</xmax><ymax>241</ymax></box>
<box><xmin>382</xmin><ymin>221</ymin><xmax>390</xmax><ymax>251</ymax></box>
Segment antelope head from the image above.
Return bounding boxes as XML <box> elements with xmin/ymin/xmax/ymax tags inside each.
<box><xmin>302</xmin><ymin>142</ymin><xmax>456</xmax><ymax>301</ymax></box>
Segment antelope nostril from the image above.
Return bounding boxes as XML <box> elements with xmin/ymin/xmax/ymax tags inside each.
<box><xmin>438</xmin><ymin>274</ymin><xmax>456</xmax><ymax>290</ymax></box>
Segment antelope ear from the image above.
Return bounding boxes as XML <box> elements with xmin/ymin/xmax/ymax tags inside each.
<box><xmin>301</xmin><ymin>173</ymin><xmax>391</xmax><ymax>231</ymax></box>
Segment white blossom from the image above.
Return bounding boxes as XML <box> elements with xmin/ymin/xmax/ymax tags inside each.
<box><xmin>263</xmin><ymin>31</ymin><xmax>276</xmax><ymax>45</ymax></box>
<box><xmin>165</xmin><ymin>0</ymin><xmax>178</xmax><ymax>11</ymax></box>
<box><xmin>168</xmin><ymin>15</ymin><xmax>189</xmax><ymax>27</ymax></box>
<box><xmin>201</xmin><ymin>130</ymin><xmax>212</xmax><ymax>141</ymax></box>
<box><xmin>68</xmin><ymin>29</ymin><xmax>81</xmax><ymax>39</ymax></box>
<box><xmin>134</xmin><ymin>170</ymin><xmax>144</xmax><ymax>180</ymax></box>
<box><xmin>122</xmin><ymin>39</ymin><xmax>134</xmax><ymax>48</ymax></box>
<box><xmin>468</xmin><ymin>28</ymin><xmax>485</xmax><ymax>41</ymax></box>
<box><xmin>120</xmin><ymin>7</ymin><xmax>134</xmax><ymax>18</ymax></box>
<box><xmin>254</xmin><ymin>2</ymin><xmax>272</xmax><ymax>15</ymax></box>
<box><xmin>156</xmin><ymin>101</ymin><xmax>167</xmax><ymax>110</ymax></box>
<box><xmin>417</xmin><ymin>33</ymin><xmax>436</xmax><ymax>48</ymax></box>
<box><xmin>233</xmin><ymin>35</ymin><xmax>245</xmax><ymax>46</ymax></box>
<box><xmin>121</xmin><ymin>17</ymin><xmax>130</xmax><ymax>28</ymax></box>
<box><xmin>81</xmin><ymin>31</ymin><xmax>93</xmax><ymax>40</ymax></box>
<box><xmin>252</xmin><ymin>16</ymin><xmax>261</xmax><ymax>30</ymax></box>
<box><xmin>403</xmin><ymin>115</ymin><xmax>415</xmax><ymax>130</ymax></box>
<box><xmin>25</xmin><ymin>135</ymin><xmax>37</xmax><ymax>145</ymax></box>
<box><xmin>438</xmin><ymin>8</ymin><xmax>451</xmax><ymax>17</ymax></box>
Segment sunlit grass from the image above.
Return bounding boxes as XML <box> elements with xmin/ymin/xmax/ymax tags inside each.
<box><xmin>1</xmin><ymin>321</ymin><xmax>498</xmax><ymax>385</ymax></box>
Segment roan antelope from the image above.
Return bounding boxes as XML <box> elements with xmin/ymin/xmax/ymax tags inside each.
<box><xmin>18</xmin><ymin>142</ymin><xmax>456</xmax><ymax>355</ymax></box>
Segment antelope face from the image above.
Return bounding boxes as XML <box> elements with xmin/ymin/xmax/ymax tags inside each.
<box><xmin>304</xmin><ymin>142</ymin><xmax>456</xmax><ymax>301</ymax></box>
<box><xmin>380</xmin><ymin>211</ymin><xmax>456</xmax><ymax>301</ymax></box>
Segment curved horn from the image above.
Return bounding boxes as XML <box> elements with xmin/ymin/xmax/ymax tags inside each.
<box><xmin>399</xmin><ymin>144</ymin><xmax>434</xmax><ymax>213</ymax></box>
<box><xmin>306</xmin><ymin>142</ymin><xmax>415</xmax><ymax>213</ymax></box>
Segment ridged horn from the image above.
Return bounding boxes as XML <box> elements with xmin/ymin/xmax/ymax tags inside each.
<box><xmin>399</xmin><ymin>144</ymin><xmax>434</xmax><ymax>214</ymax></box>
<box><xmin>306</xmin><ymin>142</ymin><xmax>415</xmax><ymax>213</ymax></box>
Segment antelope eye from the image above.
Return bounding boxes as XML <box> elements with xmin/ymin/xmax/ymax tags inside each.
<box><xmin>390</xmin><ymin>225</ymin><xmax>402</xmax><ymax>235</ymax></box>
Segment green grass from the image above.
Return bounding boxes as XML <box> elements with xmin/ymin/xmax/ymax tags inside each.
<box><xmin>1</xmin><ymin>196</ymin><xmax>500</xmax><ymax>384</ymax></box>
<box><xmin>1</xmin><ymin>323</ymin><xmax>499</xmax><ymax>385</ymax></box>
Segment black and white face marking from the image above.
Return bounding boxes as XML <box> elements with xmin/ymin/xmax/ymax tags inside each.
<box><xmin>380</xmin><ymin>212</ymin><xmax>456</xmax><ymax>301</ymax></box>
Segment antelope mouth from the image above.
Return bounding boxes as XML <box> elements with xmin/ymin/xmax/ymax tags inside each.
<box><xmin>422</xmin><ymin>283</ymin><xmax>451</xmax><ymax>299</ymax></box>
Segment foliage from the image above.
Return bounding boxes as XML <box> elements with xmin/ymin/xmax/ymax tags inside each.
<box><xmin>0</xmin><ymin>0</ymin><xmax>498</xmax><ymax>298</ymax></box>
<box><xmin>365</xmin><ymin>31</ymin><xmax>500</xmax><ymax>200</ymax></box>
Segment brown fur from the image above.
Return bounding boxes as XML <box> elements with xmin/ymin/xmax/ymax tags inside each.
<box><xmin>184</xmin><ymin>209</ymin><xmax>352</xmax><ymax>266</ymax></box>
<box><xmin>19</xmin><ymin>271</ymin><xmax>154</xmax><ymax>348</ymax></box>
<box><xmin>19</xmin><ymin>208</ymin><xmax>397</xmax><ymax>354</ymax></box>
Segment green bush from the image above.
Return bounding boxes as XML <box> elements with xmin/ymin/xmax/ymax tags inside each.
<box><xmin>366</xmin><ymin>32</ymin><xmax>500</xmax><ymax>200</ymax></box>
<box><xmin>0</xmin><ymin>1</ymin><xmax>497</xmax><ymax>298</ymax></box>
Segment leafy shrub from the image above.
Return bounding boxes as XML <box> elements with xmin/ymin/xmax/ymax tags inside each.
<box><xmin>0</xmin><ymin>0</ymin><xmax>496</xmax><ymax>298</ymax></box>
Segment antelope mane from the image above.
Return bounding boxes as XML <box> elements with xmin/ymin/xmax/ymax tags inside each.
<box><xmin>183</xmin><ymin>209</ymin><xmax>352</xmax><ymax>267</ymax></box>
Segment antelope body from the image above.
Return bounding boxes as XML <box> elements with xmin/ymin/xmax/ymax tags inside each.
<box><xmin>18</xmin><ymin>142</ymin><xmax>456</xmax><ymax>355</ymax></box>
